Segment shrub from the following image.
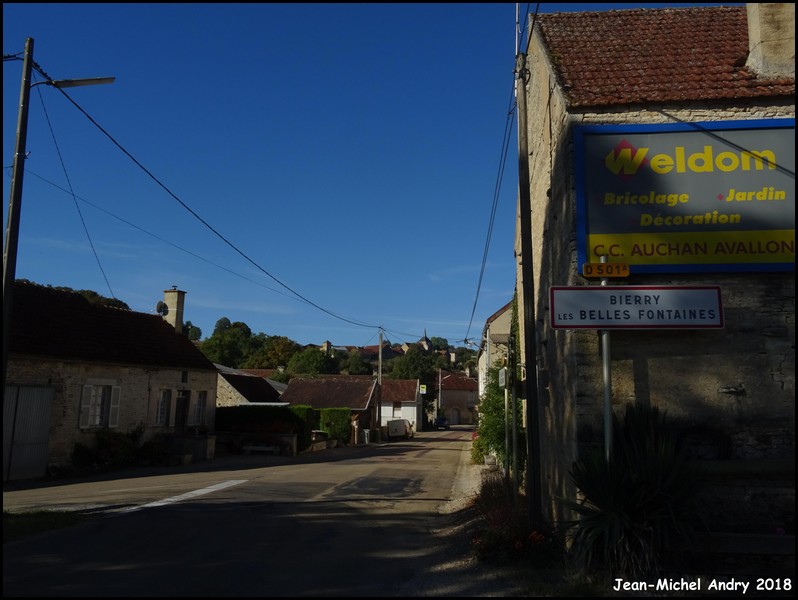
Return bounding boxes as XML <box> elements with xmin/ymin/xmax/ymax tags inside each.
<box><xmin>136</xmin><ymin>434</ymin><xmax>171</xmax><ymax>465</ymax></box>
<box><xmin>471</xmin><ymin>469</ymin><xmax>562</xmax><ymax>565</ymax></box>
<box><xmin>71</xmin><ymin>442</ymin><xmax>96</xmax><ymax>469</ymax></box>
<box><xmin>470</xmin><ymin>435</ymin><xmax>488</xmax><ymax>464</ymax></box>
<box><xmin>558</xmin><ymin>403</ymin><xmax>704</xmax><ymax>578</ymax></box>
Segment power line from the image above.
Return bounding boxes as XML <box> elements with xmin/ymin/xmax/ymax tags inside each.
<box><xmin>462</xmin><ymin>77</ymin><xmax>517</xmax><ymax>343</ymax></box>
<box><xmin>37</xmin><ymin>68</ymin><xmax>381</xmax><ymax>332</ymax></box>
<box><xmin>31</xmin><ymin>76</ymin><xmax>116</xmax><ymax>299</ymax></box>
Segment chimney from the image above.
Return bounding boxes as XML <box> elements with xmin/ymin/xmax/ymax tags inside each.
<box><xmin>745</xmin><ymin>3</ymin><xmax>795</xmax><ymax>78</ymax></box>
<box><xmin>162</xmin><ymin>286</ymin><xmax>186</xmax><ymax>334</ymax></box>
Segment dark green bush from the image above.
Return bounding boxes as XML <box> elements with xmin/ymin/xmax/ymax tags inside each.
<box><xmin>71</xmin><ymin>442</ymin><xmax>96</xmax><ymax>468</ymax></box>
<box><xmin>136</xmin><ymin>433</ymin><xmax>170</xmax><ymax>465</ymax></box>
<box><xmin>71</xmin><ymin>424</ymin><xmax>149</xmax><ymax>470</ymax></box>
<box><xmin>94</xmin><ymin>429</ymin><xmax>138</xmax><ymax>467</ymax></box>
<box><xmin>319</xmin><ymin>408</ymin><xmax>352</xmax><ymax>444</ymax></box>
<box><xmin>558</xmin><ymin>403</ymin><xmax>704</xmax><ymax>578</ymax></box>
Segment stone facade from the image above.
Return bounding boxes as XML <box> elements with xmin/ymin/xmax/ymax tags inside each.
<box><xmin>517</xmin><ymin>6</ymin><xmax>795</xmax><ymax>532</ymax></box>
<box><xmin>8</xmin><ymin>356</ymin><xmax>217</xmax><ymax>468</ymax></box>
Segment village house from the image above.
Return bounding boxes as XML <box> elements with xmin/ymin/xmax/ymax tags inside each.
<box><xmin>4</xmin><ymin>283</ymin><xmax>217</xmax><ymax>481</ymax></box>
<box><xmin>514</xmin><ymin>3</ymin><xmax>794</xmax><ymax>541</ymax></box>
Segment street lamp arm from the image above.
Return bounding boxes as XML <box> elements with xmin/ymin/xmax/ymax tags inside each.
<box><xmin>3</xmin><ymin>36</ymin><xmax>115</xmax><ymax>386</ymax></box>
<box><xmin>46</xmin><ymin>77</ymin><xmax>116</xmax><ymax>89</ymax></box>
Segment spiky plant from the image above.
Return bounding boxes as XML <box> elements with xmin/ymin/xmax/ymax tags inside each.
<box><xmin>559</xmin><ymin>403</ymin><xmax>704</xmax><ymax>578</ymax></box>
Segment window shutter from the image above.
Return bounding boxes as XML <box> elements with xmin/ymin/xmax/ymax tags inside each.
<box><xmin>109</xmin><ymin>386</ymin><xmax>121</xmax><ymax>428</ymax></box>
<box><xmin>187</xmin><ymin>397</ymin><xmax>197</xmax><ymax>426</ymax></box>
<box><xmin>80</xmin><ymin>385</ymin><xmax>93</xmax><ymax>428</ymax></box>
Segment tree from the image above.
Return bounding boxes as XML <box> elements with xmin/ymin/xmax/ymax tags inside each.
<box><xmin>200</xmin><ymin>319</ymin><xmax>256</xmax><ymax>367</ymax></box>
<box><xmin>184</xmin><ymin>321</ymin><xmax>202</xmax><ymax>341</ymax></box>
<box><xmin>388</xmin><ymin>346</ymin><xmax>435</xmax><ymax>381</ymax></box>
<box><xmin>287</xmin><ymin>347</ymin><xmax>337</xmax><ymax>375</ymax></box>
<box><xmin>342</xmin><ymin>349</ymin><xmax>372</xmax><ymax>375</ymax></box>
<box><xmin>429</xmin><ymin>336</ymin><xmax>449</xmax><ymax>352</ymax></box>
<box><xmin>242</xmin><ymin>335</ymin><xmax>300</xmax><ymax>369</ymax></box>
<box><xmin>475</xmin><ymin>361</ymin><xmax>525</xmax><ymax>473</ymax></box>
<box><xmin>213</xmin><ymin>317</ymin><xmax>232</xmax><ymax>336</ymax></box>
<box><xmin>387</xmin><ymin>346</ymin><xmax>438</xmax><ymax>420</ymax></box>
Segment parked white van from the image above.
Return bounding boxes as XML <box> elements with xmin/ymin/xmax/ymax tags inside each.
<box><xmin>387</xmin><ymin>419</ymin><xmax>414</xmax><ymax>440</ymax></box>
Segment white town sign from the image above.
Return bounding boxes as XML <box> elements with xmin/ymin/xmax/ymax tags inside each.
<box><xmin>550</xmin><ymin>285</ymin><xmax>723</xmax><ymax>329</ymax></box>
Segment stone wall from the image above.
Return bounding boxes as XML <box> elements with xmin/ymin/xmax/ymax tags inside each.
<box><xmin>520</xmin><ymin>31</ymin><xmax>794</xmax><ymax>529</ymax></box>
<box><xmin>6</xmin><ymin>357</ymin><xmax>217</xmax><ymax>468</ymax></box>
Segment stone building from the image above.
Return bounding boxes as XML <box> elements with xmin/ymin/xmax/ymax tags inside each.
<box><xmin>516</xmin><ymin>3</ymin><xmax>794</xmax><ymax>536</ymax></box>
<box><xmin>5</xmin><ymin>283</ymin><xmax>218</xmax><ymax>480</ymax></box>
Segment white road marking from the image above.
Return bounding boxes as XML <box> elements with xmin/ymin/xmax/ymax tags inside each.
<box><xmin>118</xmin><ymin>479</ymin><xmax>248</xmax><ymax>513</ymax></box>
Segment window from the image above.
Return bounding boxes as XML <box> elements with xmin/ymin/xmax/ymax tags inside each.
<box><xmin>156</xmin><ymin>389</ymin><xmax>172</xmax><ymax>426</ymax></box>
<box><xmin>80</xmin><ymin>384</ymin><xmax>120</xmax><ymax>429</ymax></box>
<box><xmin>189</xmin><ymin>391</ymin><xmax>207</xmax><ymax>427</ymax></box>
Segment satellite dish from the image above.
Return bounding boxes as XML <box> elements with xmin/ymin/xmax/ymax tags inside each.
<box><xmin>156</xmin><ymin>301</ymin><xmax>168</xmax><ymax>316</ymax></box>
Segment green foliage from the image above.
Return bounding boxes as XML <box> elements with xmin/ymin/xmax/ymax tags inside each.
<box><xmin>213</xmin><ymin>317</ymin><xmax>232</xmax><ymax>336</ymax></box>
<box><xmin>471</xmin><ymin>469</ymin><xmax>562</xmax><ymax>565</ymax></box>
<box><xmin>287</xmin><ymin>347</ymin><xmax>338</xmax><ymax>375</ymax></box>
<box><xmin>342</xmin><ymin>349</ymin><xmax>372</xmax><ymax>375</ymax></box>
<box><xmin>429</xmin><ymin>336</ymin><xmax>449</xmax><ymax>351</ymax></box>
<box><xmin>70</xmin><ymin>424</ymin><xmax>151</xmax><ymax>470</ymax></box>
<box><xmin>200</xmin><ymin>322</ymin><xmax>252</xmax><ymax>367</ymax></box>
<box><xmin>216</xmin><ymin>405</ymin><xmax>313</xmax><ymax>451</ymax></box>
<box><xmin>319</xmin><ymin>408</ymin><xmax>352</xmax><ymax>443</ymax></box>
<box><xmin>184</xmin><ymin>320</ymin><xmax>202</xmax><ymax>341</ymax></box>
<box><xmin>136</xmin><ymin>434</ymin><xmax>170</xmax><ymax>465</ymax></box>
<box><xmin>474</xmin><ymin>362</ymin><xmax>524</xmax><ymax>471</ymax></box>
<box><xmin>93</xmin><ymin>428</ymin><xmax>138</xmax><ymax>466</ymax></box>
<box><xmin>288</xmin><ymin>405</ymin><xmax>318</xmax><ymax>450</ymax></box>
<box><xmin>470</xmin><ymin>435</ymin><xmax>488</xmax><ymax>464</ymax></box>
<box><xmin>243</xmin><ymin>335</ymin><xmax>300</xmax><ymax>369</ymax></box>
<box><xmin>387</xmin><ymin>346</ymin><xmax>436</xmax><ymax>381</ymax></box>
<box><xmin>558</xmin><ymin>403</ymin><xmax>704</xmax><ymax>578</ymax></box>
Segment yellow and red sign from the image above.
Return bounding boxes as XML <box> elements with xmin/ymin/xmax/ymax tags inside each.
<box><xmin>575</xmin><ymin>120</ymin><xmax>795</xmax><ymax>273</ymax></box>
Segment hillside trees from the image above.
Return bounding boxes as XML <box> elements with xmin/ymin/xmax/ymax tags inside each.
<box><xmin>286</xmin><ymin>346</ymin><xmax>338</xmax><ymax>375</ymax></box>
<box><xmin>242</xmin><ymin>335</ymin><xmax>300</xmax><ymax>369</ymax></box>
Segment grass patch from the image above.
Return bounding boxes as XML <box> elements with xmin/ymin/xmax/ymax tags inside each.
<box><xmin>3</xmin><ymin>510</ymin><xmax>85</xmax><ymax>544</ymax></box>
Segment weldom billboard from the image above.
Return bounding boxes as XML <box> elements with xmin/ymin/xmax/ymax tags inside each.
<box><xmin>574</xmin><ymin>119</ymin><xmax>795</xmax><ymax>274</ymax></box>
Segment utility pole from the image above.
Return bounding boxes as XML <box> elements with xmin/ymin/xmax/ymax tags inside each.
<box><xmin>509</xmin><ymin>327</ymin><xmax>518</xmax><ymax>494</ymax></box>
<box><xmin>515</xmin><ymin>51</ymin><xmax>544</xmax><ymax>530</ymax></box>
<box><xmin>3</xmin><ymin>38</ymin><xmax>114</xmax><ymax>388</ymax></box>
<box><xmin>378</xmin><ymin>329</ymin><xmax>383</xmax><ymax>435</ymax></box>
<box><xmin>3</xmin><ymin>38</ymin><xmax>34</xmax><ymax>387</ymax></box>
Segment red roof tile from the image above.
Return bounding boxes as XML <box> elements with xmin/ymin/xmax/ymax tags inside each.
<box><xmin>439</xmin><ymin>371</ymin><xmax>478</xmax><ymax>392</ymax></box>
<box><xmin>381</xmin><ymin>379</ymin><xmax>418</xmax><ymax>402</ymax></box>
<box><xmin>535</xmin><ymin>6</ymin><xmax>794</xmax><ymax>108</ymax></box>
<box><xmin>279</xmin><ymin>377</ymin><xmax>376</xmax><ymax>411</ymax></box>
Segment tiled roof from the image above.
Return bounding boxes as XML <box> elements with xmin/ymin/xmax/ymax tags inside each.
<box><xmin>237</xmin><ymin>368</ymin><xmax>279</xmax><ymax>379</ymax></box>
<box><xmin>9</xmin><ymin>281</ymin><xmax>215</xmax><ymax>370</ymax></box>
<box><xmin>381</xmin><ymin>379</ymin><xmax>418</xmax><ymax>403</ymax></box>
<box><xmin>220</xmin><ymin>372</ymin><xmax>282</xmax><ymax>403</ymax></box>
<box><xmin>535</xmin><ymin>6</ymin><xmax>795</xmax><ymax>108</ymax></box>
<box><xmin>439</xmin><ymin>371</ymin><xmax>479</xmax><ymax>392</ymax></box>
<box><xmin>279</xmin><ymin>377</ymin><xmax>376</xmax><ymax>411</ymax></box>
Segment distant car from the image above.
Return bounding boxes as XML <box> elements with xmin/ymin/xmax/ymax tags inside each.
<box><xmin>434</xmin><ymin>416</ymin><xmax>449</xmax><ymax>430</ymax></box>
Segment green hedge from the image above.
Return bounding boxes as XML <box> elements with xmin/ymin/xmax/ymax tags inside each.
<box><xmin>319</xmin><ymin>408</ymin><xmax>352</xmax><ymax>443</ymax></box>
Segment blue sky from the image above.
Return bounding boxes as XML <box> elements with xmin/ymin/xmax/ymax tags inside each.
<box><xmin>3</xmin><ymin>3</ymin><xmax>739</xmax><ymax>348</ymax></box>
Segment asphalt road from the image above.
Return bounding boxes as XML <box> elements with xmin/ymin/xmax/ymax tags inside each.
<box><xmin>4</xmin><ymin>426</ymin><xmax>525</xmax><ymax>597</ymax></box>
